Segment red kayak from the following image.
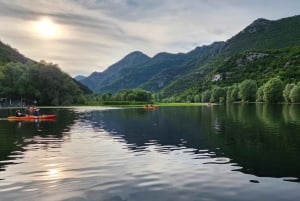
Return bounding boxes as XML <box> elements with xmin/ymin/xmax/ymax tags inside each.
<box><xmin>7</xmin><ymin>115</ymin><xmax>56</xmax><ymax>121</ymax></box>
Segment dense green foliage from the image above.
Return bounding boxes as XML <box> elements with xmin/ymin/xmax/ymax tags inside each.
<box><xmin>238</xmin><ymin>80</ymin><xmax>257</xmax><ymax>102</ymax></box>
<box><xmin>226</xmin><ymin>84</ymin><xmax>239</xmax><ymax>102</ymax></box>
<box><xmin>256</xmin><ymin>86</ymin><xmax>264</xmax><ymax>102</ymax></box>
<box><xmin>213</xmin><ymin>47</ymin><xmax>300</xmax><ymax>87</ymax></box>
<box><xmin>262</xmin><ymin>77</ymin><xmax>285</xmax><ymax>103</ymax></box>
<box><xmin>0</xmin><ymin>39</ymin><xmax>91</xmax><ymax>106</ymax></box>
<box><xmin>209</xmin><ymin>87</ymin><xmax>226</xmax><ymax>103</ymax></box>
<box><xmin>86</xmin><ymin>89</ymin><xmax>152</xmax><ymax>105</ymax></box>
<box><xmin>290</xmin><ymin>83</ymin><xmax>300</xmax><ymax>103</ymax></box>
<box><xmin>201</xmin><ymin>90</ymin><xmax>211</xmax><ymax>102</ymax></box>
<box><xmin>172</xmin><ymin>77</ymin><xmax>300</xmax><ymax>104</ymax></box>
<box><xmin>0</xmin><ymin>41</ymin><xmax>29</xmax><ymax>65</ymax></box>
<box><xmin>0</xmin><ymin>61</ymin><xmax>89</xmax><ymax>105</ymax></box>
<box><xmin>283</xmin><ymin>83</ymin><xmax>295</xmax><ymax>102</ymax></box>
<box><xmin>168</xmin><ymin>46</ymin><xmax>300</xmax><ymax>103</ymax></box>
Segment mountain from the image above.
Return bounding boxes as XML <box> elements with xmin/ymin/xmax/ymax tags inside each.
<box><xmin>79</xmin><ymin>15</ymin><xmax>300</xmax><ymax>96</ymax></box>
<box><xmin>97</xmin><ymin>52</ymin><xmax>188</xmax><ymax>93</ymax></box>
<box><xmin>81</xmin><ymin>43</ymin><xmax>223</xmax><ymax>94</ymax></box>
<box><xmin>211</xmin><ymin>47</ymin><xmax>300</xmax><ymax>87</ymax></box>
<box><xmin>81</xmin><ymin>51</ymin><xmax>150</xmax><ymax>92</ymax></box>
<box><xmin>161</xmin><ymin>15</ymin><xmax>300</xmax><ymax>96</ymax></box>
<box><xmin>219</xmin><ymin>15</ymin><xmax>300</xmax><ymax>56</ymax></box>
<box><xmin>142</xmin><ymin>42</ymin><xmax>223</xmax><ymax>95</ymax></box>
<box><xmin>74</xmin><ymin>75</ymin><xmax>86</xmax><ymax>81</ymax></box>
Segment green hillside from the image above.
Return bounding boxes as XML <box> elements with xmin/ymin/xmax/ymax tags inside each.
<box><xmin>82</xmin><ymin>42</ymin><xmax>224</xmax><ymax>94</ymax></box>
<box><xmin>0</xmin><ymin>40</ymin><xmax>31</xmax><ymax>64</ymax></box>
<box><xmin>213</xmin><ymin>47</ymin><xmax>300</xmax><ymax>86</ymax></box>
<box><xmin>161</xmin><ymin>15</ymin><xmax>300</xmax><ymax>97</ymax></box>
<box><xmin>178</xmin><ymin>46</ymin><xmax>300</xmax><ymax>101</ymax></box>
<box><xmin>0</xmin><ymin>41</ymin><xmax>91</xmax><ymax>106</ymax></box>
<box><xmin>81</xmin><ymin>51</ymin><xmax>151</xmax><ymax>92</ymax></box>
<box><xmin>220</xmin><ymin>16</ymin><xmax>300</xmax><ymax>56</ymax></box>
<box><xmin>80</xmin><ymin>15</ymin><xmax>300</xmax><ymax>98</ymax></box>
<box><xmin>98</xmin><ymin>52</ymin><xmax>187</xmax><ymax>93</ymax></box>
<box><xmin>140</xmin><ymin>42</ymin><xmax>224</xmax><ymax>92</ymax></box>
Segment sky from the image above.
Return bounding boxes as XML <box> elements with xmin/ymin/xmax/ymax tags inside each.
<box><xmin>0</xmin><ymin>0</ymin><xmax>299</xmax><ymax>77</ymax></box>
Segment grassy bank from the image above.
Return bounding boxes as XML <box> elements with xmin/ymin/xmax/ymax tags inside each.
<box><xmin>77</xmin><ymin>102</ymin><xmax>208</xmax><ymax>107</ymax></box>
<box><xmin>1</xmin><ymin>102</ymin><xmax>210</xmax><ymax>109</ymax></box>
<box><xmin>155</xmin><ymin>102</ymin><xmax>208</xmax><ymax>107</ymax></box>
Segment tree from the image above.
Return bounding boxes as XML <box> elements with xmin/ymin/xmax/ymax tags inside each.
<box><xmin>102</xmin><ymin>93</ymin><xmax>112</xmax><ymax>101</ymax></box>
<box><xmin>186</xmin><ymin>95</ymin><xmax>193</xmax><ymax>102</ymax></box>
<box><xmin>134</xmin><ymin>89</ymin><xmax>151</xmax><ymax>102</ymax></box>
<box><xmin>290</xmin><ymin>84</ymin><xmax>300</xmax><ymax>103</ymax></box>
<box><xmin>256</xmin><ymin>85</ymin><xmax>264</xmax><ymax>102</ymax></box>
<box><xmin>231</xmin><ymin>85</ymin><xmax>239</xmax><ymax>102</ymax></box>
<box><xmin>194</xmin><ymin>94</ymin><xmax>201</xmax><ymax>103</ymax></box>
<box><xmin>0</xmin><ymin>62</ymin><xmax>87</xmax><ymax>105</ymax></box>
<box><xmin>238</xmin><ymin>79</ymin><xmax>257</xmax><ymax>102</ymax></box>
<box><xmin>283</xmin><ymin>83</ymin><xmax>295</xmax><ymax>103</ymax></box>
<box><xmin>210</xmin><ymin>87</ymin><xmax>226</xmax><ymax>103</ymax></box>
<box><xmin>263</xmin><ymin>77</ymin><xmax>284</xmax><ymax>103</ymax></box>
<box><xmin>201</xmin><ymin>90</ymin><xmax>211</xmax><ymax>102</ymax></box>
<box><xmin>125</xmin><ymin>93</ymin><xmax>135</xmax><ymax>101</ymax></box>
<box><xmin>226</xmin><ymin>84</ymin><xmax>239</xmax><ymax>102</ymax></box>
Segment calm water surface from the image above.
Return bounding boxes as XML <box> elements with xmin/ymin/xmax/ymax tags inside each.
<box><xmin>0</xmin><ymin>104</ymin><xmax>300</xmax><ymax>201</ymax></box>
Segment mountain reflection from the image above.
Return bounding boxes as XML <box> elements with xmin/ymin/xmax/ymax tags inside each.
<box><xmin>87</xmin><ymin>107</ymin><xmax>218</xmax><ymax>154</ymax></box>
<box><xmin>84</xmin><ymin>105</ymin><xmax>300</xmax><ymax>181</ymax></box>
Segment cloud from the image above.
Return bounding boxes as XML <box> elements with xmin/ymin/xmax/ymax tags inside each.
<box><xmin>0</xmin><ymin>0</ymin><xmax>299</xmax><ymax>76</ymax></box>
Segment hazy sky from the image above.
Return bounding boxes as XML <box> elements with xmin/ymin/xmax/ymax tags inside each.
<box><xmin>0</xmin><ymin>0</ymin><xmax>299</xmax><ymax>76</ymax></box>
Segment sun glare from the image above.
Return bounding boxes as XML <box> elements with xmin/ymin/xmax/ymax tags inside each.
<box><xmin>35</xmin><ymin>18</ymin><xmax>58</xmax><ymax>38</ymax></box>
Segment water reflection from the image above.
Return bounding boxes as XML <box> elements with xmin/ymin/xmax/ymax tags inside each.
<box><xmin>0</xmin><ymin>108</ymin><xmax>77</xmax><ymax>172</ymax></box>
<box><xmin>1</xmin><ymin>105</ymin><xmax>300</xmax><ymax>201</ymax></box>
<box><xmin>82</xmin><ymin>104</ymin><xmax>300</xmax><ymax>181</ymax></box>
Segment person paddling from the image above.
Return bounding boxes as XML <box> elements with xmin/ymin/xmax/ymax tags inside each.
<box><xmin>33</xmin><ymin>107</ymin><xmax>40</xmax><ymax>116</ymax></box>
<box><xmin>15</xmin><ymin>110</ymin><xmax>25</xmax><ymax>117</ymax></box>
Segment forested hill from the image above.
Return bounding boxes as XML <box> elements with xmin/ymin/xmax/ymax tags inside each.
<box><xmin>219</xmin><ymin>16</ymin><xmax>300</xmax><ymax>56</ymax></box>
<box><xmin>0</xmin><ymin>41</ymin><xmax>91</xmax><ymax>106</ymax></box>
<box><xmin>80</xmin><ymin>15</ymin><xmax>300</xmax><ymax>97</ymax></box>
<box><xmin>81</xmin><ymin>51</ymin><xmax>151</xmax><ymax>92</ymax></box>
<box><xmin>161</xmin><ymin>15</ymin><xmax>300</xmax><ymax>97</ymax></box>
<box><xmin>81</xmin><ymin>42</ymin><xmax>223</xmax><ymax>94</ymax></box>
<box><xmin>0</xmin><ymin>40</ymin><xmax>31</xmax><ymax>64</ymax></box>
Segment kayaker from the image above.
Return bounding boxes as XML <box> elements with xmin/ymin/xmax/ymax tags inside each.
<box><xmin>33</xmin><ymin>107</ymin><xmax>40</xmax><ymax>116</ymax></box>
<box><xmin>15</xmin><ymin>110</ymin><xmax>25</xmax><ymax>117</ymax></box>
<box><xmin>26</xmin><ymin>106</ymin><xmax>34</xmax><ymax>115</ymax></box>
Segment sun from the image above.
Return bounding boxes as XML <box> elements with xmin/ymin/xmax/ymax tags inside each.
<box><xmin>35</xmin><ymin>18</ymin><xmax>58</xmax><ymax>38</ymax></box>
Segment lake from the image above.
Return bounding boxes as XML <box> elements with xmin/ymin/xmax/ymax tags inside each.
<box><xmin>1</xmin><ymin>104</ymin><xmax>300</xmax><ymax>201</ymax></box>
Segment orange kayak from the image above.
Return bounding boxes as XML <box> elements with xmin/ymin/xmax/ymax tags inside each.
<box><xmin>143</xmin><ymin>105</ymin><xmax>159</xmax><ymax>110</ymax></box>
<box><xmin>7</xmin><ymin>115</ymin><xmax>56</xmax><ymax>121</ymax></box>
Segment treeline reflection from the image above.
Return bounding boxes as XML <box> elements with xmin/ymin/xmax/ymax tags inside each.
<box><xmin>86</xmin><ymin>104</ymin><xmax>300</xmax><ymax>181</ymax></box>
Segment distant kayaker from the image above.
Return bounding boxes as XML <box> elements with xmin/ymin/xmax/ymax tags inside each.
<box><xmin>26</xmin><ymin>106</ymin><xmax>34</xmax><ymax>115</ymax></box>
<box><xmin>15</xmin><ymin>110</ymin><xmax>25</xmax><ymax>117</ymax></box>
<box><xmin>33</xmin><ymin>107</ymin><xmax>40</xmax><ymax>116</ymax></box>
<box><xmin>26</xmin><ymin>106</ymin><xmax>39</xmax><ymax>115</ymax></box>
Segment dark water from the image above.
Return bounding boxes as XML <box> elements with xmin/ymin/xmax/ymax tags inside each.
<box><xmin>0</xmin><ymin>104</ymin><xmax>300</xmax><ymax>201</ymax></box>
